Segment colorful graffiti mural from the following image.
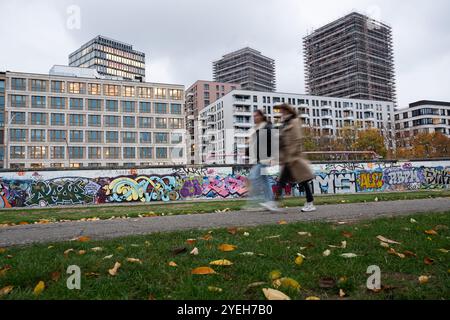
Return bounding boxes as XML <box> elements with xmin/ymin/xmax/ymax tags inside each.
<box><xmin>0</xmin><ymin>161</ymin><xmax>448</xmax><ymax>208</ymax></box>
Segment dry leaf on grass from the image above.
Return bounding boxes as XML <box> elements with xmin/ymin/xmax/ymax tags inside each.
<box><xmin>91</xmin><ymin>247</ymin><xmax>103</xmax><ymax>252</ymax></box>
<box><xmin>186</xmin><ymin>239</ymin><xmax>197</xmax><ymax>245</ymax></box>
<box><xmin>340</xmin><ymin>253</ymin><xmax>358</xmax><ymax>258</ymax></box>
<box><xmin>227</xmin><ymin>227</ymin><xmax>238</xmax><ymax>235</ymax></box>
<box><xmin>388</xmin><ymin>248</ymin><xmax>405</xmax><ymax>259</ymax></box>
<box><xmin>191</xmin><ymin>267</ymin><xmax>216</xmax><ymax>275</ymax></box>
<box><xmin>323</xmin><ymin>249</ymin><xmax>331</xmax><ymax>257</ymax></box>
<box><xmin>78</xmin><ymin>250</ymin><xmax>87</xmax><ymax>255</ymax></box>
<box><xmin>126</xmin><ymin>258</ymin><xmax>142</xmax><ymax>264</ymax></box>
<box><xmin>279</xmin><ymin>278</ymin><xmax>301</xmax><ymax>291</ymax></box>
<box><xmin>278</xmin><ymin>220</ymin><xmax>288</xmax><ymax>225</ymax></box>
<box><xmin>0</xmin><ymin>248</ymin><xmax>6</xmax><ymax>254</ymax></box>
<box><xmin>376</xmin><ymin>235</ymin><xmax>400</xmax><ymax>244</ymax></box>
<box><xmin>85</xmin><ymin>272</ymin><xmax>101</xmax><ymax>278</ymax></box>
<box><xmin>339</xmin><ymin>289</ymin><xmax>346</xmax><ymax>297</ymax></box>
<box><xmin>103</xmin><ymin>255</ymin><xmax>113</xmax><ymax>260</ymax></box>
<box><xmin>298</xmin><ymin>232</ymin><xmax>312</xmax><ymax>237</ymax></box>
<box><xmin>74</xmin><ymin>236</ymin><xmax>91</xmax><ymax>242</ymax></box>
<box><xmin>243</xmin><ymin>232</ymin><xmax>250</xmax><ymax>237</ymax></box>
<box><xmin>240</xmin><ymin>252</ymin><xmax>255</xmax><ymax>256</ymax></box>
<box><xmin>418</xmin><ymin>276</ymin><xmax>429</xmax><ymax>284</ymax></box>
<box><xmin>108</xmin><ymin>262</ymin><xmax>121</xmax><ymax>276</ymax></box>
<box><xmin>210</xmin><ymin>259</ymin><xmax>233</xmax><ymax>266</ymax></box>
<box><xmin>295</xmin><ymin>255</ymin><xmax>304</xmax><ymax>266</ymax></box>
<box><xmin>168</xmin><ymin>261</ymin><xmax>178</xmax><ymax>267</ymax></box>
<box><xmin>437</xmin><ymin>249</ymin><xmax>449</xmax><ymax>253</ymax></box>
<box><xmin>403</xmin><ymin>251</ymin><xmax>417</xmax><ymax>258</ymax></box>
<box><xmin>262</xmin><ymin>288</ymin><xmax>291</xmax><ymax>300</ymax></box>
<box><xmin>33</xmin><ymin>281</ymin><xmax>45</xmax><ymax>295</ymax></box>
<box><xmin>218</xmin><ymin>244</ymin><xmax>237</xmax><ymax>252</ymax></box>
<box><xmin>342</xmin><ymin>231</ymin><xmax>353</xmax><ymax>238</ymax></box>
<box><xmin>0</xmin><ymin>285</ymin><xmax>13</xmax><ymax>296</ymax></box>
<box><xmin>50</xmin><ymin>272</ymin><xmax>61</xmax><ymax>282</ymax></box>
<box><xmin>424</xmin><ymin>257</ymin><xmax>434</xmax><ymax>265</ymax></box>
<box><xmin>0</xmin><ymin>265</ymin><xmax>12</xmax><ymax>277</ymax></box>
<box><xmin>190</xmin><ymin>247</ymin><xmax>199</xmax><ymax>255</ymax></box>
<box><xmin>63</xmin><ymin>249</ymin><xmax>75</xmax><ymax>257</ymax></box>
<box><xmin>424</xmin><ymin>230</ymin><xmax>438</xmax><ymax>236</ymax></box>
<box><xmin>208</xmin><ymin>286</ymin><xmax>223</xmax><ymax>293</ymax></box>
<box><xmin>306</xmin><ymin>296</ymin><xmax>320</xmax><ymax>300</ymax></box>
<box><xmin>380</xmin><ymin>242</ymin><xmax>390</xmax><ymax>248</ymax></box>
<box><xmin>329</xmin><ymin>241</ymin><xmax>347</xmax><ymax>249</ymax></box>
<box><xmin>269</xmin><ymin>270</ymin><xmax>282</xmax><ymax>280</ymax></box>
<box><xmin>200</xmin><ymin>234</ymin><xmax>213</xmax><ymax>241</ymax></box>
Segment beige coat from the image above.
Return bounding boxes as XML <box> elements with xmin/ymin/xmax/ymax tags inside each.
<box><xmin>279</xmin><ymin>116</ymin><xmax>315</xmax><ymax>183</ymax></box>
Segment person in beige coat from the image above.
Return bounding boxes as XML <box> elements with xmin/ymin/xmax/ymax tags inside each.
<box><xmin>277</xmin><ymin>104</ymin><xmax>317</xmax><ymax>212</ymax></box>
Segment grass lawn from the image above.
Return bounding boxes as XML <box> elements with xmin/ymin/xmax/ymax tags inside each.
<box><xmin>0</xmin><ymin>190</ymin><xmax>449</xmax><ymax>226</ymax></box>
<box><xmin>0</xmin><ymin>212</ymin><xmax>449</xmax><ymax>300</ymax></box>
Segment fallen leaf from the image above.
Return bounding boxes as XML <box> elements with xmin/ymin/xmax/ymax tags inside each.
<box><xmin>278</xmin><ymin>220</ymin><xmax>288</xmax><ymax>225</ymax></box>
<box><xmin>265</xmin><ymin>235</ymin><xmax>281</xmax><ymax>239</ymax></box>
<box><xmin>190</xmin><ymin>247</ymin><xmax>199</xmax><ymax>255</ymax></box>
<box><xmin>191</xmin><ymin>267</ymin><xmax>215</xmax><ymax>275</ymax></box>
<box><xmin>50</xmin><ymin>272</ymin><xmax>61</xmax><ymax>282</ymax></box>
<box><xmin>243</xmin><ymin>232</ymin><xmax>250</xmax><ymax>237</ymax></box>
<box><xmin>240</xmin><ymin>252</ymin><xmax>255</xmax><ymax>256</ymax></box>
<box><xmin>78</xmin><ymin>250</ymin><xmax>87</xmax><ymax>255</ymax></box>
<box><xmin>186</xmin><ymin>239</ymin><xmax>197</xmax><ymax>245</ymax></box>
<box><xmin>298</xmin><ymin>232</ymin><xmax>312</xmax><ymax>237</ymax></box>
<box><xmin>262</xmin><ymin>288</ymin><xmax>291</xmax><ymax>300</ymax></box>
<box><xmin>306</xmin><ymin>296</ymin><xmax>320</xmax><ymax>300</ymax></box>
<box><xmin>172</xmin><ymin>247</ymin><xmax>187</xmax><ymax>256</ymax></box>
<box><xmin>33</xmin><ymin>281</ymin><xmax>45</xmax><ymax>295</ymax></box>
<box><xmin>0</xmin><ymin>248</ymin><xmax>6</xmax><ymax>254</ymax></box>
<box><xmin>75</xmin><ymin>236</ymin><xmax>90</xmax><ymax>242</ymax></box>
<box><xmin>340</xmin><ymin>253</ymin><xmax>358</xmax><ymax>258</ymax></box>
<box><xmin>218</xmin><ymin>244</ymin><xmax>237</xmax><ymax>252</ymax></box>
<box><xmin>280</xmin><ymin>277</ymin><xmax>301</xmax><ymax>291</ymax></box>
<box><xmin>0</xmin><ymin>286</ymin><xmax>14</xmax><ymax>297</ymax></box>
<box><xmin>376</xmin><ymin>236</ymin><xmax>400</xmax><ymax>244</ymax></box>
<box><xmin>116</xmin><ymin>246</ymin><xmax>125</xmax><ymax>251</ymax></box>
<box><xmin>47</xmin><ymin>246</ymin><xmax>54</xmax><ymax>249</ymax></box>
<box><xmin>418</xmin><ymin>276</ymin><xmax>429</xmax><ymax>284</ymax></box>
<box><xmin>168</xmin><ymin>261</ymin><xmax>178</xmax><ymax>267</ymax></box>
<box><xmin>437</xmin><ymin>249</ymin><xmax>449</xmax><ymax>253</ymax></box>
<box><xmin>126</xmin><ymin>258</ymin><xmax>142</xmax><ymax>264</ymax></box>
<box><xmin>339</xmin><ymin>289</ymin><xmax>346</xmax><ymax>297</ymax></box>
<box><xmin>388</xmin><ymin>248</ymin><xmax>405</xmax><ymax>259</ymax></box>
<box><xmin>210</xmin><ymin>259</ymin><xmax>233</xmax><ymax>266</ymax></box>
<box><xmin>227</xmin><ymin>227</ymin><xmax>238</xmax><ymax>235</ymax></box>
<box><xmin>295</xmin><ymin>255</ymin><xmax>304</xmax><ymax>266</ymax></box>
<box><xmin>342</xmin><ymin>231</ymin><xmax>353</xmax><ymax>238</ymax></box>
<box><xmin>103</xmin><ymin>255</ymin><xmax>113</xmax><ymax>260</ymax></box>
<box><xmin>108</xmin><ymin>262</ymin><xmax>121</xmax><ymax>276</ymax></box>
<box><xmin>424</xmin><ymin>257</ymin><xmax>434</xmax><ymax>265</ymax></box>
<box><xmin>269</xmin><ymin>270</ymin><xmax>282</xmax><ymax>280</ymax></box>
<box><xmin>424</xmin><ymin>230</ymin><xmax>438</xmax><ymax>236</ymax></box>
<box><xmin>247</xmin><ymin>282</ymin><xmax>266</xmax><ymax>289</ymax></box>
<box><xmin>18</xmin><ymin>222</ymin><xmax>29</xmax><ymax>225</ymax></box>
<box><xmin>200</xmin><ymin>234</ymin><xmax>213</xmax><ymax>241</ymax></box>
<box><xmin>208</xmin><ymin>286</ymin><xmax>223</xmax><ymax>293</ymax></box>
<box><xmin>91</xmin><ymin>247</ymin><xmax>103</xmax><ymax>252</ymax></box>
<box><xmin>319</xmin><ymin>277</ymin><xmax>336</xmax><ymax>289</ymax></box>
<box><xmin>5</xmin><ymin>255</ymin><xmax>13</xmax><ymax>259</ymax></box>
<box><xmin>380</xmin><ymin>242</ymin><xmax>390</xmax><ymax>248</ymax></box>
<box><xmin>323</xmin><ymin>249</ymin><xmax>331</xmax><ymax>257</ymax></box>
<box><xmin>85</xmin><ymin>272</ymin><xmax>100</xmax><ymax>278</ymax></box>
<box><xmin>410</xmin><ymin>218</ymin><xmax>418</xmax><ymax>224</ymax></box>
<box><xmin>64</xmin><ymin>249</ymin><xmax>75</xmax><ymax>257</ymax></box>
<box><xmin>403</xmin><ymin>251</ymin><xmax>417</xmax><ymax>258</ymax></box>
<box><xmin>0</xmin><ymin>265</ymin><xmax>12</xmax><ymax>277</ymax></box>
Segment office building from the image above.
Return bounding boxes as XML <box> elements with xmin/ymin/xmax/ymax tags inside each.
<box><xmin>69</xmin><ymin>35</ymin><xmax>146</xmax><ymax>81</ymax></box>
<box><xmin>1</xmin><ymin>67</ymin><xmax>185</xmax><ymax>169</ymax></box>
<box><xmin>213</xmin><ymin>47</ymin><xmax>276</xmax><ymax>92</ymax></box>
<box><xmin>303</xmin><ymin>12</ymin><xmax>396</xmax><ymax>102</ymax></box>
<box><xmin>197</xmin><ymin>90</ymin><xmax>395</xmax><ymax>164</ymax></box>
<box><xmin>395</xmin><ymin>100</ymin><xmax>450</xmax><ymax>148</ymax></box>
<box><xmin>185</xmin><ymin>80</ymin><xmax>240</xmax><ymax>164</ymax></box>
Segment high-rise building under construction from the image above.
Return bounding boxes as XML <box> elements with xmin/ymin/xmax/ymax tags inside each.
<box><xmin>303</xmin><ymin>12</ymin><xmax>396</xmax><ymax>103</ymax></box>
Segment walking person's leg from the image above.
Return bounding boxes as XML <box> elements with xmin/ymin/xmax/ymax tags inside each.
<box><xmin>259</xmin><ymin>165</ymin><xmax>280</xmax><ymax>212</ymax></box>
<box><xmin>300</xmin><ymin>180</ymin><xmax>316</xmax><ymax>212</ymax></box>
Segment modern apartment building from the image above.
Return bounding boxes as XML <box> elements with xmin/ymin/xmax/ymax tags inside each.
<box><xmin>1</xmin><ymin>68</ymin><xmax>185</xmax><ymax>169</ymax></box>
<box><xmin>303</xmin><ymin>12</ymin><xmax>396</xmax><ymax>103</ymax></box>
<box><xmin>197</xmin><ymin>90</ymin><xmax>395</xmax><ymax>164</ymax></box>
<box><xmin>69</xmin><ymin>35</ymin><xmax>146</xmax><ymax>81</ymax></box>
<box><xmin>395</xmin><ymin>100</ymin><xmax>450</xmax><ymax>148</ymax></box>
<box><xmin>213</xmin><ymin>47</ymin><xmax>276</xmax><ymax>92</ymax></box>
<box><xmin>185</xmin><ymin>80</ymin><xmax>241</xmax><ymax>164</ymax></box>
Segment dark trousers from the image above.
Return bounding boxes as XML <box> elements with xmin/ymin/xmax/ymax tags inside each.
<box><xmin>278</xmin><ymin>166</ymin><xmax>314</xmax><ymax>203</ymax></box>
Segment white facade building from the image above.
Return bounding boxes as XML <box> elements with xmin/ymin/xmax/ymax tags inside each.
<box><xmin>395</xmin><ymin>100</ymin><xmax>450</xmax><ymax>148</ymax></box>
<box><xmin>197</xmin><ymin>90</ymin><xmax>395</xmax><ymax>164</ymax></box>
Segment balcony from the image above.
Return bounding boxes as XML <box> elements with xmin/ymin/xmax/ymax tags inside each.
<box><xmin>321</xmin><ymin>113</ymin><xmax>333</xmax><ymax>119</ymax></box>
<box><xmin>299</xmin><ymin>113</ymin><xmax>310</xmax><ymax>118</ymax></box>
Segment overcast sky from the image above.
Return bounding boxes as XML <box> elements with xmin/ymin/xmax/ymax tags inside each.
<box><xmin>1</xmin><ymin>0</ymin><xmax>449</xmax><ymax>107</ymax></box>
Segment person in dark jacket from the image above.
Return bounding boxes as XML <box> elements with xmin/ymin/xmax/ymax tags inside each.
<box><xmin>277</xmin><ymin>104</ymin><xmax>316</xmax><ymax>212</ymax></box>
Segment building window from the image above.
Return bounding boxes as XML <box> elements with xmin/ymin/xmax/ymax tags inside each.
<box><xmin>122</xmin><ymin>131</ymin><xmax>136</xmax><ymax>143</ymax></box>
<box><xmin>139</xmin><ymin>102</ymin><xmax>151</xmax><ymax>113</ymax></box>
<box><xmin>123</xmin><ymin>116</ymin><xmax>135</xmax><ymax>128</ymax></box>
<box><xmin>171</xmin><ymin>147</ymin><xmax>184</xmax><ymax>159</ymax></box>
<box><xmin>70</xmin><ymin>130</ymin><xmax>83</xmax><ymax>142</ymax></box>
<box><xmin>50</xmin><ymin>97</ymin><xmax>66</xmax><ymax>109</ymax></box>
<box><xmin>9</xmin><ymin>129</ymin><xmax>27</xmax><ymax>142</ymax></box>
<box><xmin>70</xmin><ymin>98</ymin><xmax>83</xmax><ymax>110</ymax></box>
<box><xmin>155</xmin><ymin>88</ymin><xmax>166</xmax><ymax>99</ymax></box>
<box><xmin>32</xmin><ymin>96</ymin><xmax>46</xmax><ymax>108</ymax></box>
<box><xmin>11</xmin><ymin>78</ymin><xmax>26</xmax><ymax>91</ymax></box>
<box><xmin>204</xmin><ymin>84</ymin><xmax>209</xmax><ymax>91</ymax></box>
<box><xmin>138</xmin><ymin>87</ymin><xmax>152</xmax><ymax>98</ymax></box>
<box><xmin>88</xmin><ymin>83</ymin><xmax>101</xmax><ymax>95</ymax></box>
<box><xmin>123</xmin><ymin>86</ymin><xmax>135</xmax><ymax>97</ymax></box>
<box><xmin>51</xmin><ymin>81</ymin><xmax>65</xmax><ymax>93</ymax></box>
<box><xmin>171</xmin><ymin>133</ymin><xmax>183</xmax><ymax>144</ymax></box>
<box><xmin>104</xmin><ymin>84</ymin><xmax>120</xmax><ymax>96</ymax></box>
<box><xmin>51</xmin><ymin>113</ymin><xmax>65</xmax><ymax>126</ymax></box>
<box><xmin>31</xmin><ymin>129</ymin><xmax>46</xmax><ymax>142</ymax></box>
<box><xmin>88</xmin><ymin>147</ymin><xmax>102</xmax><ymax>159</ymax></box>
<box><xmin>11</xmin><ymin>112</ymin><xmax>26</xmax><ymax>125</ymax></box>
<box><xmin>105</xmin><ymin>131</ymin><xmax>119</xmax><ymax>143</ymax></box>
<box><xmin>68</xmin><ymin>82</ymin><xmax>85</xmax><ymax>94</ymax></box>
<box><xmin>88</xmin><ymin>115</ymin><xmax>101</xmax><ymax>127</ymax></box>
<box><xmin>168</xmin><ymin>89</ymin><xmax>182</xmax><ymax>100</ymax></box>
<box><xmin>30</xmin><ymin>112</ymin><xmax>47</xmax><ymax>125</ymax></box>
<box><xmin>10</xmin><ymin>146</ymin><xmax>25</xmax><ymax>159</ymax></box>
<box><xmin>122</xmin><ymin>101</ymin><xmax>135</xmax><ymax>113</ymax></box>
<box><xmin>88</xmin><ymin>99</ymin><xmax>102</xmax><ymax>111</ymax></box>
<box><xmin>104</xmin><ymin>115</ymin><xmax>119</xmax><ymax>127</ymax></box>
<box><xmin>106</xmin><ymin>100</ymin><xmax>119</xmax><ymax>112</ymax></box>
<box><xmin>155</xmin><ymin>103</ymin><xmax>167</xmax><ymax>114</ymax></box>
<box><xmin>140</xmin><ymin>132</ymin><xmax>152</xmax><ymax>143</ymax></box>
<box><xmin>29</xmin><ymin>146</ymin><xmax>47</xmax><ymax>159</ymax></box>
<box><xmin>87</xmin><ymin>131</ymin><xmax>102</xmax><ymax>143</ymax></box>
<box><xmin>155</xmin><ymin>132</ymin><xmax>168</xmax><ymax>143</ymax></box>
<box><xmin>169</xmin><ymin>118</ymin><xmax>183</xmax><ymax>129</ymax></box>
<box><xmin>10</xmin><ymin>95</ymin><xmax>26</xmax><ymax>108</ymax></box>
<box><xmin>139</xmin><ymin>147</ymin><xmax>152</xmax><ymax>159</ymax></box>
<box><xmin>170</xmin><ymin>104</ymin><xmax>182</xmax><ymax>114</ymax></box>
<box><xmin>31</xmin><ymin>79</ymin><xmax>47</xmax><ymax>92</ymax></box>
<box><xmin>156</xmin><ymin>147</ymin><xmax>167</xmax><ymax>159</ymax></box>
<box><xmin>123</xmin><ymin>147</ymin><xmax>136</xmax><ymax>159</ymax></box>
<box><xmin>0</xmin><ymin>80</ymin><xmax>5</xmax><ymax>93</ymax></box>
<box><xmin>69</xmin><ymin>114</ymin><xmax>85</xmax><ymax>127</ymax></box>
<box><xmin>155</xmin><ymin>118</ymin><xmax>167</xmax><ymax>129</ymax></box>
<box><xmin>68</xmin><ymin>147</ymin><xmax>84</xmax><ymax>159</ymax></box>
<box><xmin>138</xmin><ymin>117</ymin><xmax>152</xmax><ymax>128</ymax></box>
<box><xmin>51</xmin><ymin>146</ymin><xmax>65</xmax><ymax>159</ymax></box>
<box><xmin>49</xmin><ymin>130</ymin><xmax>66</xmax><ymax>142</ymax></box>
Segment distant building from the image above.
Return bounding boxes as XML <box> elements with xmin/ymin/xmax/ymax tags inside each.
<box><xmin>303</xmin><ymin>12</ymin><xmax>396</xmax><ymax>103</ymax></box>
<box><xmin>395</xmin><ymin>100</ymin><xmax>450</xmax><ymax>148</ymax></box>
<box><xmin>1</xmin><ymin>67</ymin><xmax>185</xmax><ymax>169</ymax></box>
<box><xmin>69</xmin><ymin>35</ymin><xmax>146</xmax><ymax>81</ymax></box>
<box><xmin>197</xmin><ymin>90</ymin><xmax>395</xmax><ymax>164</ymax></box>
<box><xmin>213</xmin><ymin>47</ymin><xmax>276</xmax><ymax>92</ymax></box>
<box><xmin>185</xmin><ymin>80</ymin><xmax>241</xmax><ymax>164</ymax></box>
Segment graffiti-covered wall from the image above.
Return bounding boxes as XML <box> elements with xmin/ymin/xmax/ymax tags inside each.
<box><xmin>0</xmin><ymin>161</ymin><xmax>448</xmax><ymax>208</ymax></box>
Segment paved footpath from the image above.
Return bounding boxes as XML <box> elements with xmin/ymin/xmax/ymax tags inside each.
<box><xmin>1</xmin><ymin>198</ymin><xmax>449</xmax><ymax>247</ymax></box>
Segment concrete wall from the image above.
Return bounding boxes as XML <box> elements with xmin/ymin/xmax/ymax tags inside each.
<box><xmin>0</xmin><ymin>160</ymin><xmax>448</xmax><ymax>208</ymax></box>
